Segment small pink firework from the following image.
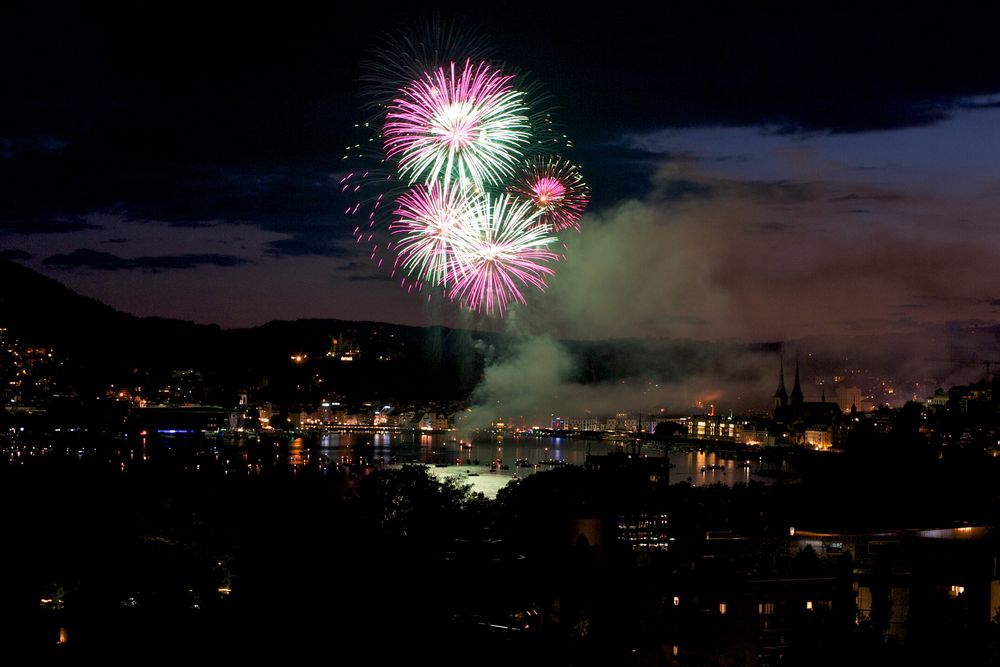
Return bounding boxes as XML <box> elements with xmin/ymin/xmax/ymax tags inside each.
<box><xmin>446</xmin><ymin>193</ymin><xmax>559</xmax><ymax>315</ymax></box>
<box><xmin>383</xmin><ymin>60</ymin><xmax>530</xmax><ymax>189</ymax></box>
<box><xmin>508</xmin><ymin>156</ymin><xmax>590</xmax><ymax>231</ymax></box>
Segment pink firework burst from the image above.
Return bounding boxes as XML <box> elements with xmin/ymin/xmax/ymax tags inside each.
<box><xmin>383</xmin><ymin>60</ymin><xmax>530</xmax><ymax>189</ymax></box>
<box><xmin>447</xmin><ymin>193</ymin><xmax>559</xmax><ymax>315</ymax></box>
<box><xmin>508</xmin><ymin>157</ymin><xmax>590</xmax><ymax>231</ymax></box>
<box><xmin>390</xmin><ymin>181</ymin><xmax>472</xmax><ymax>289</ymax></box>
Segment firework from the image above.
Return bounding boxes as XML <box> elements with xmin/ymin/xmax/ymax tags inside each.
<box><xmin>383</xmin><ymin>60</ymin><xmax>530</xmax><ymax>189</ymax></box>
<box><xmin>360</xmin><ymin>18</ymin><xmax>492</xmax><ymax>117</ymax></box>
<box><xmin>350</xmin><ymin>23</ymin><xmax>588</xmax><ymax>317</ymax></box>
<box><xmin>446</xmin><ymin>193</ymin><xmax>559</xmax><ymax>315</ymax></box>
<box><xmin>390</xmin><ymin>181</ymin><xmax>472</xmax><ymax>288</ymax></box>
<box><xmin>508</xmin><ymin>156</ymin><xmax>590</xmax><ymax>231</ymax></box>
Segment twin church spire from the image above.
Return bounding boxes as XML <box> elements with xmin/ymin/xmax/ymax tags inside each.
<box><xmin>773</xmin><ymin>356</ymin><xmax>805</xmax><ymax>411</ymax></box>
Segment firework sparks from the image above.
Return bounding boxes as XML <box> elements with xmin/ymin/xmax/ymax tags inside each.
<box><xmin>390</xmin><ymin>181</ymin><xmax>473</xmax><ymax>288</ymax></box>
<box><xmin>384</xmin><ymin>60</ymin><xmax>530</xmax><ymax>189</ymax></box>
<box><xmin>359</xmin><ymin>18</ymin><xmax>492</xmax><ymax>116</ymax></box>
<box><xmin>447</xmin><ymin>193</ymin><xmax>559</xmax><ymax>315</ymax></box>
<box><xmin>508</xmin><ymin>157</ymin><xmax>590</xmax><ymax>231</ymax></box>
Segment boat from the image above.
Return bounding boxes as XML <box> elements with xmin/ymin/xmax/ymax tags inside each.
<box><xmin>540</xmin><ymin>459</ymin><xmax>568</xmax><ymax>467</ymax></box>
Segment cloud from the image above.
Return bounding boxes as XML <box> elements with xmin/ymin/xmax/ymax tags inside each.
<box><xmin>0</xmin><ymin>249</ymin><xmax>31</xmax><ymax>261</ymax></box>
<box><xmin>44</xmin><ymin>249</ymin><xmax>131</xmax><ymax>270</ymax></box>
<box><xmin>335</xmin><ymin>261</ymin><xmax>369</xmax><ymax>272</ymax></box>
<box><xmin>334</xmin><ymin>260</ymin><xmax>393</xmax><ymax>281</ymax></box>
<box><xmin>524</xmin><ymin>191</ymin><xmax>998</xmax><ymax>342</ymax></box>
<box><xmin>457</xmin><ymin>335</ymin><xmax>780</xmax><ymax>431</ymax></box>
<box><xmin>42</xmin><ymin>248</ymin><xmax>249</xmax><ymax>271</ymax></box>
<box><xmin>0</xmin><ymin>135</ymin><xmax>68</xmax><ymax>159</ymax></box>
<box><xmin>0</xmin><ymin>218</ymin><xmax>101</xmax><ymax>234</ymax></box>
<box><xmin>958</xmin><ymin>94</ymin><xmax>1000</xmax><ymax>110</ymax></box>
<box><xmin>830</xmin><ymin>192</ymin><xmax>904</xmax><ymax>202</ymax></box>
<box><xmin>347</xmin><ymin>274</ymin><xmax>392</xmax><ymax>282</ymax></box>
<box><xmin>266</xmin><ymin>230</ymin><xmax>357</xmax><ymax>258</ymax></box>
<box><xmin>459</xmin><ymin>337</ymin><xmax>576</xmax><ymax>432</ymax></box>
<box><xmin>0</xmin><ymin>148</ymin><xmax>350</xmax><ymax>256</ymax></box>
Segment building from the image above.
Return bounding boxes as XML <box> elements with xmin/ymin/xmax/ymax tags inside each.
<box><xmin>773</xmin><ymin>357</ymin><xmax>842</xmax><ymax>447</ymax></box>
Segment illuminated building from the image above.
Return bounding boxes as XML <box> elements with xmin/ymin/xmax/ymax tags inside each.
<box><xmin>566</xmin><ymin>416</ymin><xmax>601</xmax><ymax>431</ymax></box>
<box><xmin>804</xmin><ymin>426</ymin><xmax>834</xmax><ymax>450</ymax></box>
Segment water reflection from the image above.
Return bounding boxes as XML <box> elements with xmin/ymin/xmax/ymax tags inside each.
<box><xmin>1</xmin><ymin>430</ymin><xmax>787</xmax><ymax>489</ymax></box>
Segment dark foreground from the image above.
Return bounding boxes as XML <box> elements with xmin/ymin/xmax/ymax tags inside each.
<box><xmin>5</xmin><ymin>433</ymin><xmax>1000</xmax><ymax>665</ymax></box>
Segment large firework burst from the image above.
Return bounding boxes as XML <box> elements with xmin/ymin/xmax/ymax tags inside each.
<box><xmin>383</xmin><ymin>60</ymin><xmax>530</xmax><ymax>189</ymax></box>
<box><xmin>390</xmin><ymin>181</ymin><xmax>472</xmax><ymax>289</ymax></box>
<box><xmin>508</xmin><ymin>156</ymin><xmax>590</xmax><ymax>231</ymax></box>
<box><xmin>446</xmin><ymin>193</ymin><xmax>559</xmax><ymax>315</ymax></box>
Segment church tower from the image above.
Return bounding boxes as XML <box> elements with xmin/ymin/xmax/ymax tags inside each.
<box><xmin>790</xmin><ymin>358</ymin><xmax>804</xmax><ymax>405</ymax></box>
<box><xmin>773</xmin><ymin>357</ymin><xmax>788</xmax><ymax>413</ymax></box>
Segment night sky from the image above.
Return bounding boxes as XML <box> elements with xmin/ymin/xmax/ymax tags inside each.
<box><xmin>5</xmin><ymin>3</ymin><xmax>1000</xmax><ymax>342</ymax></box>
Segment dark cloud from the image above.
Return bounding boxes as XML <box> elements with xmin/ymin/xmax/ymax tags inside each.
<box><xmin>958</xmin><ymin>96</ymin><xmax>1000</xmax><ymax>110</ymax></box>
<box><xmin>42</xmin><ymin>249</ymin><xmax>248</xmax><ymax>271</ymax></box>
<box><xmin>0</xmin><ymin>135</ymin><xmax>68</xmax><ymax>159</ymax></box>
<box><xmin>166</xmin><ymin>220</ymin><xmax>218</xmax><ymax>229</ymax></box>
<box><xmin>738</xmin><ymin>180</ymin><xmax>823</xmax><ymax>204</ymax></box>
<box><xmin>0</xmin><ymin>249</ymin><xmax>31</xmax><ymax>261</ymax></box>
<box><xmin>332</xmin><ymin>260</ymin><xmax>393</xmax><ymax>282</ymax></box>
<box><xmin>44</xmin><ymin>250</ymin><xmax>131</xmax><ymax>270</ymax></box>
<box><xmin>266</xmin><ymin>230</ymin><xmax>357</xmax><ymax>258</ymax></box>
<box><xmin>347</xmin><ymin>274</ymin><xmax>392</xmax><ymax>282</ymax></box>
<box><xmin>571</xmin><ymin>142</ymin><xmax>675</xmax><ymax>206</ymax></box>
<box><xmin>103</xmin><ymin>237</ymin><xmax>128</xmax><ymax>244</ymax></box>
<box><xmin>652</xmin><ymin>164</ymin><xmax>824</xmax><ymax>205</ymax></box>
<box><xmin>831</xmin><ymin>192</ymin><xmax>905</xmax><ymax>202</ymax></box>
<box><xmin>0</xmin><ymin>148</ymin><xmax>350</xmax><ymax>256</ymax></box>
<box><xmin>655</xmin><ymin>179</ymin><xmax>715</xmax><ymax>201</ymax></box>
<box><xmin>0</xmin><ymin>218</ymin><xmax>101</xmax><ymax>234</ymax></box>
<box><xmin>335</xmin><ymin>261</ymin><xmax>369</xmax><ymax>272</ymax></box>
<box><xmin>487</xmin><ymin>6</ymin><xmax>1000</xmax><ymax>138</ymax></box>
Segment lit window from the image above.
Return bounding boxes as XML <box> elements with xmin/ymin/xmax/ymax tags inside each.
<box><xmin>950</xmin><ymin>585</ymin><xmax>965</xmax><ymax>598</ymax></box>
<box><xmin>719</xmin><ymin>602</ymin><xmax>727</xmax><ymax>615</ymax></box>
<box><xmin>806</xmin><ymin>600</ymin><xmax>813</xmax><ymax>611</ymax></box>
<box><xmin>673</xmin><ymin>596</ymin><xmax>680</xmax><ymax>606</ymax></box>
